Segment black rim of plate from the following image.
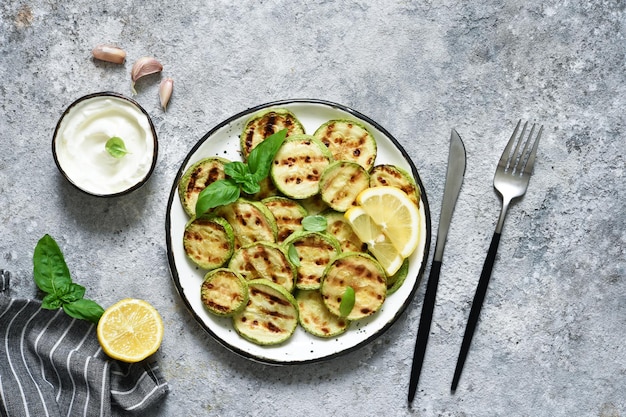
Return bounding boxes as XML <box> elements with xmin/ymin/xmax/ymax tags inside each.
<box><xmin>165</xmin><ymin>98</ymin><xmax>432</xmax><ymax>365</ymax></box>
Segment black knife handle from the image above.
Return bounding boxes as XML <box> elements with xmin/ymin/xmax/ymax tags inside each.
<box><xmin>408</xmin><ymin>260</ymin><xmax>442</xmax><ymax>403</ymax></box>
<box><xmin>451</xmin><ymin>231</ymin><xmax>501</xmax><ymax>391</ymax></box>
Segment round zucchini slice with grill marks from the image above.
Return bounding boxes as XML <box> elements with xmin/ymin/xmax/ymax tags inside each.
<box><xmin>183</xmin><ymin>216</ymin><xmax>234</xmax><ymax>270</ymax></box>
<box><xmin>313</xmin><ymin>119</ymin><xmax>377</xmax><ymax>171</ymax></box>
<box><xmin>320</xmin><ymin>252</ymin><xmax>387</xmax><ymax>321</ymax></box>
<box><xmin>296</xmin><ymin>289</ymin><xmax>350</xmax><ymax>338</ymax></box>
<box><xmin>369</xmin><ymin>164</ymin><xmax>420</xmax><ymax>208</ymax></box>
<box><xmin>262</xmin><ymin>196</ymin><xmax>308</xmax><ymax>243</ymax></box>
<box><xmin>233</xmin><ymin>279</ymin><xmax>299</xmax><ymax>346</ymax></box>
<box><xmin>178</xmin><ymin>157</ymin><xmax>230</xmax><ymax>217</ymax></box>
<box><xmin>228</xmin><ymin>242</ymin><xmax>296</xmax><ymax>292</ymax></box>
<box><xmin>283</xmin><ymin>231</ymin><xmax>341</xmax><ymax>290</ymax></box>
<box><xmin>319</xmin><ymin>161</ymin><xmax>370</xmax><ymax>212</ymax></box>
<box><xmin>200</xmin><ymin>268</ymin><xmax>248</xmax><ymax>317</ymax></box>
<box><xmin>270</xmin><ymin>135</ymin><xmax>333</xmax><ymax>200</ymax></box>
<box><xmin>240</xmin><ymin>108</ymin><xmax>305</xmax><ymax>160</ymax></box>
<box><xmin>215</xmin><ymin>199</ymin><xmax>277</xmax><ymax>249</ymax></box>
<box><xmin>323</xmin><ymin>210</ymin><xmax>366</xmax><ymax>253</ymax></box>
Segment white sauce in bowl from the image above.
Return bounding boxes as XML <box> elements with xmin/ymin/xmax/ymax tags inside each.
<box><xmin>53</xmin><ymin>94</ymin><xmax>157</xmax><ymax>196</ymax></box>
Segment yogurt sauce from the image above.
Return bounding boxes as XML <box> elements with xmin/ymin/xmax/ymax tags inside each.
<box><xmin>54</xmin><ymin>94</ymin><xmax>156</xmax><ymax>195</ymax></box>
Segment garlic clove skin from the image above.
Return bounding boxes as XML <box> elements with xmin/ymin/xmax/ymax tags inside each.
<box><xmin>130</xmin><ymin>57</ymin><xmax>163</xmax><ymax>95</ymax></box>
<box><xmin>92</xmin><ymin>44</ymin><xmax>126</xmax><ymax>64</ymax></box>
<box><xmin>159</xmin><ymin>77</ymin><xmax>174</xmax><ymax>111</ymax></box>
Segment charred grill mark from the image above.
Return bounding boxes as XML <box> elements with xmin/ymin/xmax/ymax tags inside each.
<box><xmin>251</xmin><ymin>288</ymin><xmax>291</xmax><ymax>307</ymax></box>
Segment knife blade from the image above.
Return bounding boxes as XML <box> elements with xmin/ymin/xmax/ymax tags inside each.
<box><xmin>408</xmin><ymin>129</ymin><xmax>466</xmax><ymax>403</ymax></box>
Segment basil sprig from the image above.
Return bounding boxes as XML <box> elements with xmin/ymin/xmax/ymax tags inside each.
<box><xmin>301</xmin><ymin>215</ymin><xmax>327</xmax><ymax>232</ymax></box>
<box><xmin>195</xmin><ymin>129</ymin><xmax>288</xmax><ymax>216</ymax></box>
<box><xmin>33</xmin><ymin>235</ymin><xmax>105</xmax><ymax>324</ymax></box>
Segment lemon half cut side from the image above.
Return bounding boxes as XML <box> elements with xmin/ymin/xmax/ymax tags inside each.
<box><xmin>97</xmin><ymin>298</ymin><xmax>164</xmax><ymax>363</ymax></box>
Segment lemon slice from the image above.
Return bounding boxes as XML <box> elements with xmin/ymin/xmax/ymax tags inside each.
<box><xmin>356</xmin><ymin>186</ymin><xmax>420</xmax><ymax>258</ymax></box>
<box><xmin>97</xmin><ymin>298</ymin><xmax>164</xmax><ymax>363</ymax></box>
<box><xmin>345</xmin><ymin>206</ymin><xmax>404</xmax><ymax>276</ymax></box>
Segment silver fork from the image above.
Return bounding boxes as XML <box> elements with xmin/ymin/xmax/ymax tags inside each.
<box><xmin>451</xmin><ymin>120</ymin><xmax>543</xmax><ymax>391</ymax></box>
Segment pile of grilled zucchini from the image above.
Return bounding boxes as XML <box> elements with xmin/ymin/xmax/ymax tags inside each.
<box><xmin>179</xmin><ymin>108</ymin><xmax>420</xmax><ymax>346</ymax></box>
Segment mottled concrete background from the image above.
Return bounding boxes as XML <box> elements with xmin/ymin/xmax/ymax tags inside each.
<box><xmin>1</xmin><ymin>1</ymin><xmax>624</xmax><ymax>416</ymax></box>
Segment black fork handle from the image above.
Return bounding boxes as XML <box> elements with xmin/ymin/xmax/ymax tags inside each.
<box><xmin>451</xmin><ymin>231</ymin><xmax>501</xmax><ymax>391</ymax></box>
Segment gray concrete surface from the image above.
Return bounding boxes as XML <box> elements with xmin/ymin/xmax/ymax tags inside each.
<box><xmin>1</xmin><ymin>1</ymin><xmax>625</xmax><ymax>416</ymax></box>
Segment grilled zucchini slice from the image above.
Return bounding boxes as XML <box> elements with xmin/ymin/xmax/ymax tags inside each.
<box><xmin>299</xmin><ymin>194</ymin><xmax>328</xmax><ymax>216</ymax></box>
<box><xmin>233</xmin><ymin>279</ymin><xmax>299</xmax><ymax>345</ymax></box>
<box><xmin>283</xmin><ymin>231</ymin><xmax>341</xmax><ymax>290</ymax></box>
<box><xmin>369</xmin><ymin>164</ymin><xmax>420</xmax><ymax>207</ymax></box>
<box><xmin>387</xmin><ymin>258</ymin><xmax>409</xmax><ymax>295</ymax></box>
<box><xmin>323</xmin><ymin>210</ymin><xmax>366</xmax><ymax>253</ymax></box>
<box><xmin>215</xmin><ymin>199</ymin><xmax>277</xmax><ymax>249</ymax></box>
<box><xmin>319</xmin><ymin>161</ymin><xmax>370</xmax><ymax>212</ymax></box>
<box><xmin>183</xmin><ymin>216</ymin><xmax>234</xmax><ymax>270</ymax></box>
<box><xmin>262</xmin><ymin>196</ymin><xmax>307</xmax><ymax>243</ymax></box>
<box><xmin>313</xmin><ymin>119</ymin><xmax>377</xmax><ymax>171</ymax></box>
<box><xmin>228</xmin><ymin>242</ymin><xmax>296</xmax><ymax>292</ymax></box>
<box><xmin>296</xmin><ymin>289</ymin><xmax>349</xmax><ymax>338</ymax></box>
<box><xmin>200</xmin><ymin>268</ymin><xmax>248</xmax><ymax>316</ymax></box>
<box><xmin>178</xmin><ymin>157</ymin><xmax>229</xmax><ymax>217</ymax></box>
<box><xmin>240</xmin><ymin>108</ymin><xmax>305</xmax><ymax>160</ymax></box>
<box><xmin>270</xmin><ymin>135</ymin><xmax>333</xmax><ymax>199</ymax></box>
<box><xmin>320</xmin><ymin>252</ymin><xmax>387</xmax><ymax>321</ymax></box>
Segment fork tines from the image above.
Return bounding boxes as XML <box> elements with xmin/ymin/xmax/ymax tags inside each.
<box><xmin>502</xmin><ymin>120</ymin><xmax>543</xmax><ymax>176</ymax></box>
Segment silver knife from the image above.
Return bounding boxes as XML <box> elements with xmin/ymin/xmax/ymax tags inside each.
<box><xmin>408</xmin><ymin>129</ymin><xmax>466</xmax><ymax>403</ymax></box>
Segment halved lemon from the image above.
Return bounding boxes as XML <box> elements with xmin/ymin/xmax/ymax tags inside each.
<box><xmin>344</xmin><ymin>206</ymin><xmax>404</xmax><ymax>276</ymax></box>
<box><xmin>355</xmin><ymin>186</ymin><xmax>420</xmax><ymax>258</ymax></box>
<box><xmin>97</xmin><ymin>298</ymin><xmax>164</xmax><ymax>363</ymax></box>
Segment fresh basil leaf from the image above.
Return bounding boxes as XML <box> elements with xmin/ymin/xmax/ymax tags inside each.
<box><xmin>287</xmin><ymin>244</ymin><xmax>301</xmax><ymax>267</ymax></box>
<box><xmin>105</xmin><ymin>137</ymin><xmax>129</xmax><ymax>158</ymax></box>
<box><xmin>42</xmin><ymin>293</ymin><xmax>64</xmax><ymax>310</ymax></box>
<box><xmin>339</xmin><ymin>286</ymin><xmax>355</xmax><ymax>317</ymax></box>
<box><xmin>33</xmin><ymin>234</ymin><xmax>72</xmax><ymax>295</ymax></box>
<box><xmin>224</xmin><ymin>161</ymin><xmax>251</xmax><ymax>182</ymax></box>
<box><xmin>302</xmin><ymin>215</ymin><xmax>327</xmax><ymax>232</ymax></box>
<box><xmin>248</xmin><ymin>129</ymin><xmax>287</xmax><ymax>181</ymax></box>
<box><xmin>59</xmin><ymin>283</ymin><xmax>86</xmax><ymax>304</ymax></box>
<box><xmin>195</xmin><ymin>179</ymin><xmax>241</xmax><ymax>216</ymax></box>
<box><xmin>63</xmin><ymin>299</ymin><xmax>105</xmax><ymax>324</ymax></box>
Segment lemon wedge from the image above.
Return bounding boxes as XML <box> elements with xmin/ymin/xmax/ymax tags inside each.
<box><xmin>345</xmin><ymin>206</ymin><xmax>405</xmax><ymax>276</ymax></box>
<box><xmin>97</xmin><ymin>298</ymin><xmax>164</xmax><ymax>363</ymax></box>
<box><xmin>355</xmin><ymin>186</ymin><xmax>420</xmax><ymax>258</ymax></box>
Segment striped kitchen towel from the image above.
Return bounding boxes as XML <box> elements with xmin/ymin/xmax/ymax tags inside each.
<box><xmin>0</xmin><ymin>271</ymin><xmax>168</xmax><ymax>417</ymax></box>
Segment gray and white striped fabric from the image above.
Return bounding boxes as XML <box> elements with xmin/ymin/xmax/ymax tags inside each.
<box><xmin>0</xmin><ymin>271</ymin><xmax>168</xmax><ymax>417</ymax></box>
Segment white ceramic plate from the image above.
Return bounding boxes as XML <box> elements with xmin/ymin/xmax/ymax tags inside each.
<box><xmin>166</xmin><ymin>99</ymin><xmax>431</xmax><ymax>364</ymax></box>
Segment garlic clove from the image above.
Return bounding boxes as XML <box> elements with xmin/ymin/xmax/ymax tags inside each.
<box><xmin>92</xmin><ymin>44</ymin><xmax>126</xmax><ymax>64</ymax></box>
<box><xmin>159</xmin><ymin>77</ymin><xmax>174</xmax><ymax>111</ymax></box>
<box><xmin>130</xmin><ymin>57</ymin><xmax>163</xmax><ymax>95</ymax></box>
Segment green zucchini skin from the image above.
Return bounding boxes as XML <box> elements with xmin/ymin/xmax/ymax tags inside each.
<box><xmin>313</xmin><ymin>119</ymin><xmax>377</xmax><ymax>171</ymax></box>
<box><xmin>369</xmin><ymin>164</ymin><xmax>420</xmax><ymax>207</ymax></box>
<box><xmin>233</xmin><ymin>279</ymin><xmax>299</xmax><ymax>346</ymax></box>
<box><xmin>262</xmin><ymin>196</ymin><xmax>308</xmax><ymax>244</ymax></box>
<box><xmin>296</xmin><ymin>289</ymin><xmax>349</xmax><ymax>338</ymax></box>
<box><xmin>239</xmin><ymin>108</ymin><xmax>305</xmax><ymax>160</ymax></box>
<box><xmin>320</xmin><ymin>252</ymin><xmax>387</xmax><ymax>321</ymax></box>
<box><xmin>386</xmin><ymin>258</ymin><xmax>409</xmax><ymax>295</ymax></box>
<box><xmin>183</xmin><ymin>216</ymin><xmax>234</xmax><ymax>270</ymax></box>
<box><xmin>178</xmin><ymin>157</ymin><xmax>230</xmax><ymax>217</ymax></box>
<box><xmin>270</xmin><ymin>135</ymin><xmax>333</xmax><ymax>200</ymax></box>
<box><xmin>319</xmin><ymin>161</ymin><xmax>370</xmax><ymax>212</ymax></box>
<box><xmin>200</xmin><ymin>268</ymin><xmax>248</xmax><ymax>317</ymax></box>
<box><xmin>215</xmin><ymin>199</ymin><xmax>278</xmax><ymax>249</ymax></box>
<box><xmin>228</xmin><ymin>242</ymin><xmax>296</xmax><ymax>293</ymax></box>
<box><xmin>283</xmin><ymin>231</ymin><xmax>341</xmax><ymax>290</ymax></box>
